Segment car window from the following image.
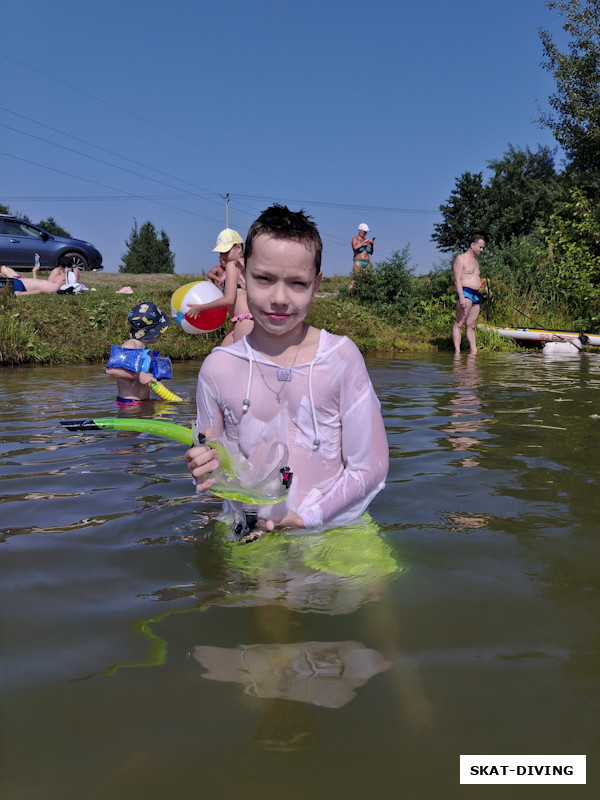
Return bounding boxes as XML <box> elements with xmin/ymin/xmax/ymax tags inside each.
<box><xmin>3</xmin><ymin>220</ymin><xmax>45</xmax><ymax>239</ymax></box>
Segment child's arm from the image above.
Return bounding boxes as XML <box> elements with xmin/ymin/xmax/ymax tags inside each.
<box><xmin>299</xmin><ymin>399</ymin><xmax>388</xmax><ymax>528</ymax></box>
<box><xmin>186</xmin><ymin>366</ymin><xmax>226</xmax><ymax>492</ymax></box>
<box><xmin>105</xmin><ymin>340</ymin><xmax>153</xmax><ymax>384</ymax></box>
<box><xmin>105</xmin><ymin>366</ymin><xmax>154</xmax><ymax>385</ymax></box>
<box><xmin>206</xmin><ymin>265</ymin><xmax>224</xmax><ymax>286</ymax></box>
<box><xmin>297</xmin><ymin>344</ymin><xmax>389</xmax><ymax>528</ymax></box>
<box><xmin>186</xmin><ymin>262</ymin><xmax>237</xmax><ymax>318</ymax></box>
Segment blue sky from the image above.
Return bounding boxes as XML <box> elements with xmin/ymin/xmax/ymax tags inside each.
<box><xmin>1</xmin><ymin>0</ymin><xmax>566</xmax><ymax>276</ymax></box>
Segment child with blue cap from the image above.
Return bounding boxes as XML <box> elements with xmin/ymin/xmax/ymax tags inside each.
<box><xmin>105</xmin><ymin>302</ymin><xmax>171</xmax><ymax>406</ymax></box>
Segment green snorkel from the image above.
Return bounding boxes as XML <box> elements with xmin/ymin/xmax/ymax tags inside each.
<box><xmin>59</xmin><ymin>418</ymin><xmax>293</xmax><ymax>540</ymax></box>
<box><xmin>60</xmin><ymin>417</ymin><xmax>194</xmax><ymax>445</ymax></box>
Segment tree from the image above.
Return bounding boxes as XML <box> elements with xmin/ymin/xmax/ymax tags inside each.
<box><xmin>1</xmin><ymin>205</ymin><xmax>70</xmax><ymax>232</ymax></box>
<box><xmin>120</xmin><ymin>220</ymin><xmax>175</xmax><ymax>274</ymax></box>
<box><xmin>539</xmin><ymin>0</ymin><xmax>600</xmax><ymax>187</ymax></box>
<box><xmin>431</xmin><ymin>172</ymin><xmax>490</xmax><ymax>252</ymax></box>
<box><xmin>37</xmin><ymin>216</ymin><xmax>71</xmax><ymax>237</ymax></box>
<box><xmin>536</xmin><ymin>186</ymin><xmax>600</xmax><ymax>321</ymax></box>
<box><xmin>485</xmin><ymin>144</ymin><xmax>565</xmax><ymax>243</ymax></box>
<box><xmin>432</xmin><ymin>146</ymin><xmax>565</xmax><ymax>253</ymax></box>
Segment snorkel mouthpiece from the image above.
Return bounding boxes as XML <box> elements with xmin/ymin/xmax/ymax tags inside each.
<box><xmin>280</xmin><ymin>467</ymin><xmax>293</xmax><ymax>490</ymax></box>
<box><xmin>227</xmin><ymin>470</ymin><xmax>292</xmax><ymax>544</ymax></box>
<box><xmin>229</xmin><ymin>506</ymin><xmax>259</xmax><ymax>541</ymax></box>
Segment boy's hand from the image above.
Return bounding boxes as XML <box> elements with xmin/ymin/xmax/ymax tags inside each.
<box><xmin>237</xmin><ymin>512</ymin><xmax>305</xmax><ymax>544</ymax></box>
<box><xmin>259</xmin><ymin>512</ymin><xmax>305</xmax><ymax>533</ymax></box>
<box><xmin>185</xmin><ymin>431</ymin><xmax>218</xmax><ymax>493</ymax></box>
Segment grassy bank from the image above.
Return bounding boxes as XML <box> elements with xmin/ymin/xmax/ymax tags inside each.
<box><xmin>0</xmin><ymin>271</ymin><xmax>550</xmax><ymax>366</ymax></box>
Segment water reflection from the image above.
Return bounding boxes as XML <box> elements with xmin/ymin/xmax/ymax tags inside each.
<box><xmin>90</xmin><ymin>520</ymin><xmax>402</xmax><ymax>713</ymax></box>
<box><xmin>192</xmin><ymin>640</ymin><xmax>390</xmax><ymax>708</ymax></box>
<box><xmin>443</xmin><ymin>354</ymin><xmax>486</xmax><ymax>467</ymax></box>
<box><xmin>3</xmin><ymin>358</ymin><xmax>600</xmax><ymax>797</ymax></box>
<box><xmin>185</xmin><ymin>525</ymin><xmax>432</xmax><ymax>748</ymax></box>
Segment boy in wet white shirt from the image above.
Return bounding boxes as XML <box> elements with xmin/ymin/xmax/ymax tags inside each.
<box><xmin>185</xmin><ymin>204</ymin><xmax>388</xmax><ymax>537</ymax></box>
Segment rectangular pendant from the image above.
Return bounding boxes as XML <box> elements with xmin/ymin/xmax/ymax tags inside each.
<box><xmin>277</xmin><ymin>368</ymin><xmax>292</xmax><ymax>382</ymax></box>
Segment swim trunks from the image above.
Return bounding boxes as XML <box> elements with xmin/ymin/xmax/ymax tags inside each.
<box><xmin>13</xmin><ymin>278</ymin><xmax>26</xmax><ymax>292</ymax></box>
<box><xmin>456</xmin><ymin>287</ymin><xmax>480</xmax><ymax>304</ymax></box>
<box><xmin>115</xmin><ymin>397</ymin><xmax>146</xmax><ymax>407</ymax></box>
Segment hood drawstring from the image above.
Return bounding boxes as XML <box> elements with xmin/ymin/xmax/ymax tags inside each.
<box><xmin>242</xmin><ymin>339</ymin><xmax>253</xmax><ymax>413</ymax></box>
<box><xmin>308</xmin><ymin>360</ymin><xmax>320</xmax><ymax>449</ymax></box>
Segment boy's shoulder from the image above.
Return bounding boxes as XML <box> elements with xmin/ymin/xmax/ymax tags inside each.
<box><xmin>316</xmin><ymin>329</ymin><xmax>359</xmax><ymax>357</ymax></box>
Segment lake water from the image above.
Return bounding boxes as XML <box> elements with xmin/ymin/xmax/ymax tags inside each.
<box><xmin>1</xmin><ymin>352</ymin><xmax>599</xmax><ymax>798</ymax></box>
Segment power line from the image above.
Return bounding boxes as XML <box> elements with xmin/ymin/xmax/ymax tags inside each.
<box><xmin>0</xmin><ymin>109</ymin><xmax>439</xmax><ymax>217</ymax></box>
<box><xmin>0</xmin><ymin>106</ymin><xmax>224</xmax><ymax>198</ymax></box>
<box><xmin>1</xmin><ymin>188</ymin><xmax>438</xmax><ymax>216</ymax></box>
<box><xmin>0</xmin><ymin>52</ymin><xmax>332</xmax><ymax>202</ymax></box>
<box><xmin>0</xmin><ymin>151</ymin><xmax>224</xmax><ymax>225</ymax></box>
<box><xmin>235</xmin><ymin>193</ymin><xmax>439</xmax><ymax>215</ymax></box>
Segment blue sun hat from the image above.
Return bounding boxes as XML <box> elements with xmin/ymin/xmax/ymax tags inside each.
<box><xmin>128</xmin><ymin>302</ymin><xmax>170</xmax><ymax>341</ymax></box>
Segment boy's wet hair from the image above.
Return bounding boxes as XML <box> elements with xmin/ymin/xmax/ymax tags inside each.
<box><xmin>245</xmin><ymin>204</ymin><xmax>322</xmax><ymax>273</ymax></box>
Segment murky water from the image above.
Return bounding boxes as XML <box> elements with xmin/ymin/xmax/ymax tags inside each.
<box><xmin>1</xmin><ymin>352</ymin><xmax>599</xmax><ymax>798</ymax></box>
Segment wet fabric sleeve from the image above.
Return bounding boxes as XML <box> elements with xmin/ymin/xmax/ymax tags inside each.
<box><xmin>297</xmin><ymin>343</ymin><xmax>388</xmax><ymax>528</ymax></box>
<box><xmin>196</xmin><ymin>366</ymin><xmax>226</xmax><ymax>440</ymax></box>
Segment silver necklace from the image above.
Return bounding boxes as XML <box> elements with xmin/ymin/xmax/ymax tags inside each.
<box><xmin>253</xmin><ymin>326</ymin><xmax>306</xmax><ymax>404</ymax></box>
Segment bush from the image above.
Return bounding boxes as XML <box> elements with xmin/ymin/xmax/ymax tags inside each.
<box><xmin>479</xmin><ymin>233</ymin><xmax>544</xmax><ymax>293</ymax></box>
<box><xmin>340</xmin><ymin>248</ymin><xmax>414</xmax><ymax>324</ymax></box>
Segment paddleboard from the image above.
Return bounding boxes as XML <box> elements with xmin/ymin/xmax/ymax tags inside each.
<box><xmin>478</xmin><ymin>324</ymin><xmax>600</xmax><ymax>346</ymax></box>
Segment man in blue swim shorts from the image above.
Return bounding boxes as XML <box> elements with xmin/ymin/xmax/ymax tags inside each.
<box><xmin>452</xmin><ymin>234</ymin><xmax>485</xmax><ymax>355</ymax></box>
<box><xmin>1</xmin><ymin>265</ymin><xmax>61</xmax><ymax>295</ymax></box>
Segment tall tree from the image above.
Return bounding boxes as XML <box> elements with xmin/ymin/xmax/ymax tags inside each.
<box><xmin>120</xmin><ymin>220</ymin><xmax>175</xmax><ymax>274</ymax></box>
<box><xmin>485</xmin><ymin>144</ymin><xmax>564</xmax><ymax>243</ymax></box>
<box><xmin>37</xmin><ymin>216</ymin><xmax>71</xmax><ymax>237</ymax></box>
<box><xmin>539</xmin><ymin>0</ymin><xmax>600</xmax><ymax>187</ymax></box>
<box><xmin>431</xmin><ymin>172</ymin><xmax>490</xmax><ymax>253</ymax></box>
<box><xmin>432</xmin><ymin>146</ymin><xmax>565</xmax><ymax>252</ymax></box>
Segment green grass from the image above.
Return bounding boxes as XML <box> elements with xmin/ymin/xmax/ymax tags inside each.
<box><xmin>0</xmin><ymin>272</ymin><xmax>567</xmax><ymax>366</ymax></box>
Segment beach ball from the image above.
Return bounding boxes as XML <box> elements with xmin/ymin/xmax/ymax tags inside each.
<box><xmin>171</xmin><ymin>281</ymin><xmax>228</xmax><ymax>334</ymax></box>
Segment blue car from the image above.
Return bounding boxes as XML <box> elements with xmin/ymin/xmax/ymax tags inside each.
<box><xmin>0</xmin><ymin>215</ymin><xmax>103</xmax><ymax>271</ymax></box>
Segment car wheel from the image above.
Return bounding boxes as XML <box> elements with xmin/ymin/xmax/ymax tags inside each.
<box><xmin>61</xmin><ymin>252</ymin><xmax>90</xmax><ymax>271</ymax></box>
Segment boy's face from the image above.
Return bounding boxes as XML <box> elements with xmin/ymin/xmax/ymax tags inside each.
<box><xmin>243</xmin><ymin>234</ymin><xmax>322</xmax><ymax>337</ymax></box>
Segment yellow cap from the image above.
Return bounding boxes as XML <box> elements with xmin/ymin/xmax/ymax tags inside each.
<box><xmin>212</xmin><ymin>228</ymin><xmax>243</xmax><ymax>253</ymax></box>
